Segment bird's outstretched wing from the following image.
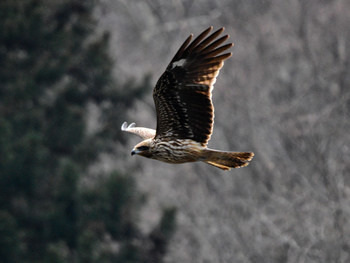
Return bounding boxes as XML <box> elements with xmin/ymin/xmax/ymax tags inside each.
<box><xmin>153</xmin><ymin>27</ymin><xmax>233</xmax><ymax>146</ymax></box>
<box><xmin>121</xmin><ymin>122</ymin><xmax>156</xmax><ymax>139</ymax></box>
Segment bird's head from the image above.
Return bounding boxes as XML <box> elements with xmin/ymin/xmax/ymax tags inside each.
<box><xmin>131</xmin><ymin>139</ymin><xmax>153</xmax><ymax>158</ymax></box>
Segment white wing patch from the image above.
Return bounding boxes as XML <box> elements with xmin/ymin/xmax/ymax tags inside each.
<box><xmin>121</xmin><ymin>122</ymin><xmax>156</xmax><ymax>139</ymax></box>
<box><xmin>171</xmin><ymin>59</ymin><xmax>187</xmax><ymax>69</ymax></box>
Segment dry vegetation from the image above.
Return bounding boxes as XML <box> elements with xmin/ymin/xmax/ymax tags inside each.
<box><xmin>96</xmin><ymin>0</ymin><xmax>350</xmax><ymax>262</ymax></box>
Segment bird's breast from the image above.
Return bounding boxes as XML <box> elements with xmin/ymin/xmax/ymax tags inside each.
<box><xmin>151</xmin><ymin>139</ymin><xmax>205</xmax><ymax>164</ymax></box>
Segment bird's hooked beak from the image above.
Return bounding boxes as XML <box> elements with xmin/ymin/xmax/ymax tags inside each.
<box><xmin>130</xmin><ymin>144</ymin><xmax>150</xmax><ymax>157</ymax></box>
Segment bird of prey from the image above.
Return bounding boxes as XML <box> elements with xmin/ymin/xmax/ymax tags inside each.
<box><xmin>122</xmin><ymin>27</ymin><xmax>254</xmax><ymax>170</ymax></box>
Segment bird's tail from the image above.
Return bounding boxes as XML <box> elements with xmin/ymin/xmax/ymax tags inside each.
<box><xmin>202</xmin><ymin>149</ymin><xmax>254</xmax><ymax>170</ymax></box>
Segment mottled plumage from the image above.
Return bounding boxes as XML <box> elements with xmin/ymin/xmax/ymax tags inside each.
<box><xmin>122</xmin><ymin>27</ymin><xmax>254</xmax><ymax>170</ymax></box>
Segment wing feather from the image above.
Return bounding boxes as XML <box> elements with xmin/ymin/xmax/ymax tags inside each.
<box><xmin>153</xmin><ymin>27</ymin><xmax>232</xmax><ymax>145</ymax></box>
<box><xmin>191</xmin><ymin>28</ymin><xmax>225</xmax><ymax>53</ymax></box>
<box><xmin>203</xmin><ymin>44</ymin><xmax>233</xmax><ymax>58</ymax></box>
<box><xmin>171</xmin><ymin>34</ymin><xmax>193</xmax><ymax>62</ymax></box>
<box><xmin>184</xmin><ymin>26</ymin><xmax>213</xmax><ymax>54</ymax></box>
<box><xmin>200</xmin><ymin>35</ymin><xmax>230</xmax><ymax>53</ymax></box>
<box><xmin>121</xmin><ymin>122</ymin><xmax>156</xmax><ymax>139</ymax></box>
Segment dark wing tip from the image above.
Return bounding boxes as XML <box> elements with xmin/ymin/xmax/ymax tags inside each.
<box><xmin>169</xmin><ymin>27</ymin><xmax>233</xmax><ymax>65</ymax></box>
<box><xmin>217</xmin><ymin>27</ymin><xmax>225</xmax><ymax>33</ymax></box>
<box><xmin>205</xmin><ymin>25</ymin><xmax>214</xmax><ymax>32</ymax></box>
<box><xmin>171</xmin><ymin>34</ymin><xmax>193</xmax><ymax>62</ymax></box>
<box><xmin>185</xmin><ymin>27</ymin><xmax>214</xmax><ymax>53</ymax></box>
<box><xmin>166</xmin><ymin>26</ymin><xmax>233</xmax><ymax>88</ymax></box>
<box><xmin>220</xmin><ymin>52</ymin><xmax>233</xmax><ymax>61</ymax></box>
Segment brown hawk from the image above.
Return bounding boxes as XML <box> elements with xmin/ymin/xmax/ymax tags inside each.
<box><xmin>122</xmin><ymin>27</ymin><xmax>254</xmax><ymax>170</ymax></box>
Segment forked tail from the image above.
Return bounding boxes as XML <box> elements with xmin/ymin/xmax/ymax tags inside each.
<box><xmin>203</xmin><ymin>149</ymin><xmax>254</xmax><ymax>170</ymax></box>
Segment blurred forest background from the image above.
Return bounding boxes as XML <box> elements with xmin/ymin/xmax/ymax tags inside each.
<box><xmin>1</xmin><ymin>0</ymin><xmax>349</xmax><ymax>263</ymax></box>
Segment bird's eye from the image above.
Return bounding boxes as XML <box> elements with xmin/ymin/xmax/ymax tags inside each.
<box><xmin>138</xmin><ymin>146</ymin><xmax>149</xmax><ymax>151</ymax></box>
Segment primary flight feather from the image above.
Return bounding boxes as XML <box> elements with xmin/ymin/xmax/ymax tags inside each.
<box><xmin>122</xmin><ymin>27</ymin><xmax>254</xmax><ymax>170</ymax></box>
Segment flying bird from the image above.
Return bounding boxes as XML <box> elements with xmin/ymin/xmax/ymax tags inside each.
<box><xmin>122</xmin><ymin>27</ymin><xmax>254</xmax><ymax>170</ymax></box>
